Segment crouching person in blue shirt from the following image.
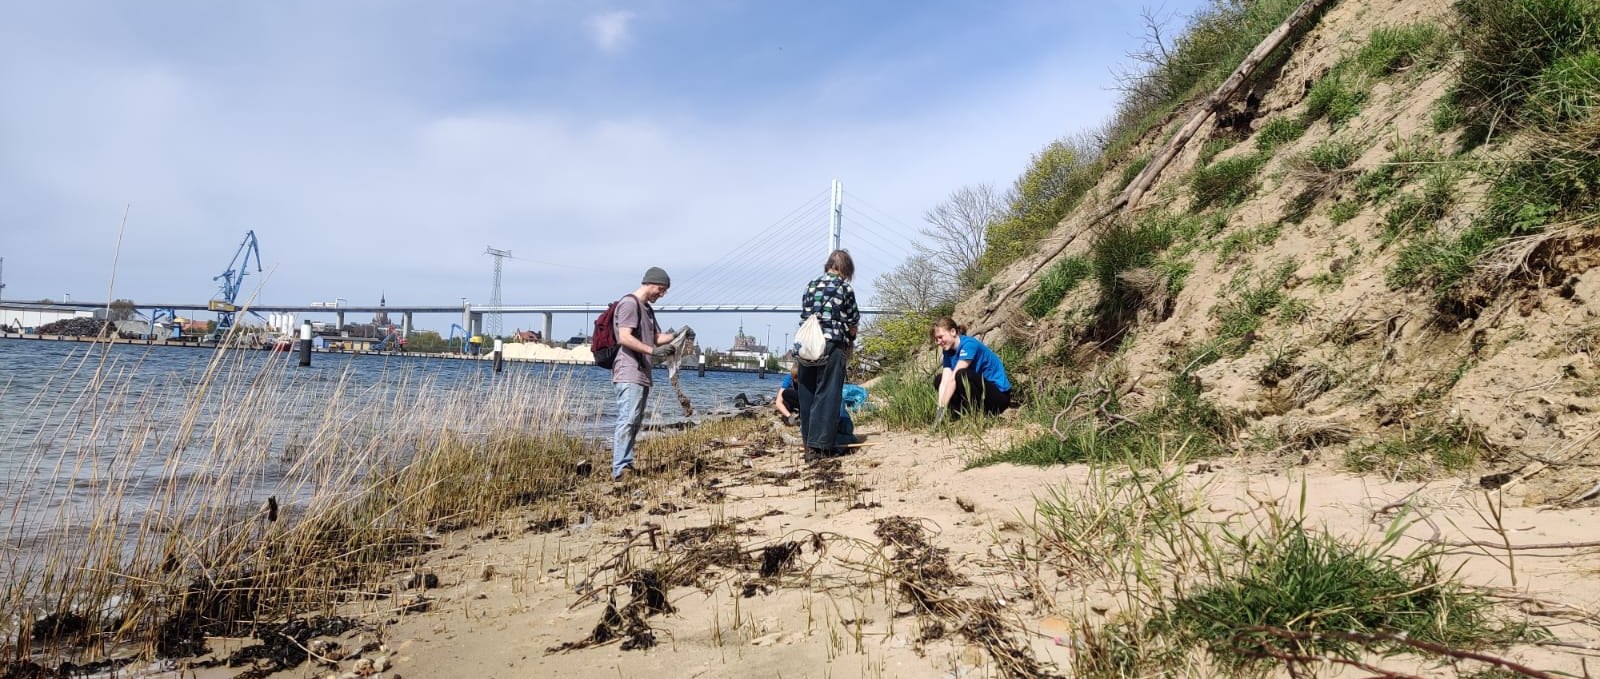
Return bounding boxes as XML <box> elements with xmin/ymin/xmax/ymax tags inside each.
<box><xmin>931</xmin><ymin>317</ymin><xmax>1011</xmax><ymax>425</ymax></box>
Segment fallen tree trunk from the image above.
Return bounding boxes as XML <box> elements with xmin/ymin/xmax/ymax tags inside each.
<box><xmin>977</xmin><ymin>0</ymin><xmax>1333</xmax><ymax>326</ymax></box>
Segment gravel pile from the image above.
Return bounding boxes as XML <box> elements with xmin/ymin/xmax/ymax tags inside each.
<box><xmin>37</xmin><ymin>317</ymin><xmax>120</xmax><ymax>337</ymax></box>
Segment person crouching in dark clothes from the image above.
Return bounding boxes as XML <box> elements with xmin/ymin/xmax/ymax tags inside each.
<box><xmin>931</xmin><ymin>317</ymin><xmax>1011</xmax><ymax>424</ymax></box>
<box><xmin>775</xmin><ymin>363</ymin><xmax>800</xmax><ymax>425</ymax></box>
<box><xmin>797</xmin><ymin>249</ymin><xmax>860</xmax><ymax>462</ymax></box>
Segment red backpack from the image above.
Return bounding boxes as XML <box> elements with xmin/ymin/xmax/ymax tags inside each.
<box><xmin>590</xmin><ymin>294</ymin><xmax>639</xmax><ymax>369</ymax></box>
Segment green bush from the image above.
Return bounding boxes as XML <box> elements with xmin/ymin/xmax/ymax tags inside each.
<box><xmin>1328</xmin><ymin>200</ymin><xmax>1362</xmax><ymax>224</ymax></box>
<box><xmin>1190</xmin><ymin>153</ymin><xmax>1266</xmax><ymax>209</ymax></box>
<box><xmin>1197</xmin><ymin>137</ymin><xmax>1234</xmax><ymax>166</ymax></box>
<box><xmin>1172</xmin><ymin>210</ymin><xmax>1229</xmax><ymax>244</ymax></box>
<box><xmin>1353</xmin><ymin>23</ymin><xmax>1449</xmax><ymax>76</ymax></box>
<box><xmin>979</xmin><ymin>138</ymin><xmax>1101</xmax><ymax>277</ymax></box>
<box><xmin>1254</xmin><ymin>115</ymin><xmax>1308</xmax><ymax>152</ymax></box>
<box><xmin>1528</xmin><ymin>49</ymin><xmax>1600</xmax><ymax>126</ymax></box>
<box><xmin>1092</xmin><ymin>218</ymin><xmax>1176</xmax><ymax>290</ymax></box>
<box><xmin>858</xmin><ymin>308</ymin><xmax>947</xmax><ymax>372</ymax></box>
<box><xmin>1452</xmin><ymin>0</ymin><xmax>1600</xmax><ymax>137</ymax></box>
<box><xmin>1303</xmin><ymin>138</ymin><xmax>1362</xmax><ymax>172</ymax></box>
<box><xmin>1213</xmin><ymin>261</ymin><xmax>1295</xmax><ymax>350</ymax></box>
<box><xmin>1023</xmin><ymin>256</ymin><xmax>1092</xmax><ymax>318</ymax></box>
<box><xmin>1354</xmin><ymin>166</ymin><xmax>1401</xmax><ymax>204</ymax></box>
<box><xmin>1392</xmin><ymin>134</ymin><xmax>1599</xmax><ymax>303</ymax></box>
<box><xmin>1382</xmin><ymin>169</ymin><xmax>1457</xmax><ymax>239</ymax></box>
<box><xmin>1305</xmin><ymin>72</ymin><xmax>1367</xmax><ymax>125</ymax></box>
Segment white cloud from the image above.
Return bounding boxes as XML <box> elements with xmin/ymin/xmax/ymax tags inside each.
<box><xmin>587</xmin><ymin>10</ymin><xmax>637</xmax><ymax>54</ymax></box>
<box><xmin>0</xmin><ymin>0</ymin><xmax>1211</xmax><ymax>344</ymax></box>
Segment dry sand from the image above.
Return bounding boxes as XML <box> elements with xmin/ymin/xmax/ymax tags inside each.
<box><xmin>187</xmin><ymin>417</ymin><xmax>1600</xmax><ymax>679</ymax></box>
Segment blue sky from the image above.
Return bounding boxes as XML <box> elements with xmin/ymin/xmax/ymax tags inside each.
<box><xmin>0</xmin><ymin>0</ymin><xmax>1208</xmax><ymax>345</ymax></box>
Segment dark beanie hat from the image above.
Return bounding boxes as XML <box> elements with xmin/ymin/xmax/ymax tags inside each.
<box><xmin>642</xmin><ymin>267</ymin><xmax>671</xmax><ymax>287</ymax></box>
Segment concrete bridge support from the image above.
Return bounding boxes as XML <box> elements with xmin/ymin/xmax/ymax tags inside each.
<box><xmin>541</xmin><ymin>312</ymin><xmax>552</xmax><ymax>344</ymax></box>
<box><xmin>402</xmin><ymin>312</ymin><xmax>412</xmax><ymax>338</ymax></box>
<box><xmin>335</xmin><ymin>311</ymin><xmax>345</xmax><ymax>331</ymax></box>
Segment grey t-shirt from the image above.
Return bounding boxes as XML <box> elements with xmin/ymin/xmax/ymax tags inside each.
<box><xmin>610</xmin><ymin>294</ymin><xmax>659</xmax><ymax>387</ymax></box>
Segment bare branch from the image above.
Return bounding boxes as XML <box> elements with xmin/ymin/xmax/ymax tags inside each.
<box><xmin>920</xmin><ymin>183</ymin><xmax>1004</xmax><ymax>291</ymax></box>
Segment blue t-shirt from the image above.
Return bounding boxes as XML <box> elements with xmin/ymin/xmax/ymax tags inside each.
<box><xmin>780</xmin><ymin>374</ymin><xmax>793</xmax><ymax>389</ymax></box>
<box><xmin>941</xmin><ymin>335</ymin><xmax>1011</xmax><ymax>392</ymax></box>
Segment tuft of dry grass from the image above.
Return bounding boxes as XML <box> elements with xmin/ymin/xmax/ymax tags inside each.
<box><xmin>0</xmin><ymin>344</ymin><xmax>615</xmax><ymax>664</ymax></box>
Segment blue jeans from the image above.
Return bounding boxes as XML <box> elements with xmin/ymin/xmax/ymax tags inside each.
<box><xmin>797</xmin><ymin>341</ymin><xmax>848</xmax><ymax>451</ymax></box>
<box><xmin>613</xmin><ymin>382</ymin><xmax>649</xmax><ymax>478</ymax></box>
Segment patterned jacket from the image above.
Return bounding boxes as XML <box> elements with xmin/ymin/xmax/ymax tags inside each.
<box><xmin>801</xmin><ymin>273</ymin><xmax>860</xmax><ymax>343</ymax></box>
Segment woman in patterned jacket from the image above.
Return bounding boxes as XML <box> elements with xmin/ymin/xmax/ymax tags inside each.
<box><xmin>797</xmin><ymin>250</ymin><xmax>860</xmax><ymax>461</ymax></box>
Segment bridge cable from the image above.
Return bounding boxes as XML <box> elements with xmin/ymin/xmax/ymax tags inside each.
<box><xmin>669</xmin><ymin>191</ymin><xmax>833</xmax><ymax>306</ymax></box>
<box><xmin>669</xmin><ymin>200</ymin><xmax>825</xmax><ymax>305</ymax></box>
<box><xmin>667</xmin><ymin>195</ymin><xmax>826</xmax><ymax>304</ymax></box>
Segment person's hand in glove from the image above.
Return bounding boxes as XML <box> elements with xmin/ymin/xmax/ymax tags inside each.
<box><xmin>652</xmin><ymin>344</ymin><xmax>675</xmax><ymax>358</ymax></box>
<box><xmin>932</xmin><ymin>406</ymin><xmax>948</xmax><ymax>430</ymax></box>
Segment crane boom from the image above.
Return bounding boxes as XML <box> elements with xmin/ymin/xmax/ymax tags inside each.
<box><xmin>210</xmin><ymin>230</ymin><xmax>263</xmax><ymax>340</ymax></box>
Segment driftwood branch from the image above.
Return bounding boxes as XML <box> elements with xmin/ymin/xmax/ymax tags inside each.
<box><xmin>1120</xmin><ymin>0</ymin><xmax>1333</xmax><ymax>211</ymax></box>
<box><xmin>1434</xmin><ymin>539</ymin><xmax>1600</xmax><ymax>551</ymax></box>
<box><xmin>977</xmin><ymin>0</ymin><xmax>1331</xmax><ymax>324</ymax></box>
<box><xmin>1246</xmin><ymin>626</ymin><xmax>1560</xmax><ymax>679</ymax></box>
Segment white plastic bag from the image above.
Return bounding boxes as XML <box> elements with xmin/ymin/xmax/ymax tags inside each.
<box><xmin>796</xmin><ymin>314</ymin><xmax>827</xmax><ymax>362</ymax></box>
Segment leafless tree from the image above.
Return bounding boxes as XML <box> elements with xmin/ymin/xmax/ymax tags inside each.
<box><xmin>873</xmin><ymin>252</ymin><xmax>955</xmax><ymax>314</ymax></box>
<box><xmin>1111</xmin><ymin>6</ymin><xmax>1180</xmax><ymax>96</ymax></box>
<box><xmin>920</xmin><ymin>183</ymin><xmax>1004</xmax><ymax>291</ymax></box>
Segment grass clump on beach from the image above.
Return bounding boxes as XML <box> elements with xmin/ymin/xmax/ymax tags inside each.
<box><xmin>0</xmin><ymin>347</ymin><xmax>615</xmax><ymax>664</ymax></box>
<box><xmin>1041</xmin><ymin>482</ymin><xmax>1539</xmax><ymax>677</ymax></box>
<box><xmin>867</xmin><ymin>367</ymin><xmax>939</xmax><ymax>429</ymax></box>
<box><xmin>1167</xmin><ymin>515</ymin><xmax>1532</xmax><ymax>672</ymax></box>
<box><xmin>1343</xmin><ymin>419</ymin><xmax>1491</xmax><ymax>479</ymax></box>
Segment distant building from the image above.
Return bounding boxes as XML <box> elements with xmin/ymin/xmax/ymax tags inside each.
<box><xmin>373</xmin><ymin>292</ymin><xmax>390</xmax><ymax>327</ymax></box>
<box><xmin>0</xmin><ymin>303</ymin><xmax>93</xmax><ymax>333</ymax></box>
<box><xmin>726</xmin><ymin>322</ymin><xmax>769</xmax><ymax>368</ymax></box>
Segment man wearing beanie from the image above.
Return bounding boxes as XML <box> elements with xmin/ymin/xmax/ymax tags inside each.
<box><xmin>609</xmin><ymin>267</ymin><xmax>677</xmax><ymax>481</ymax></box>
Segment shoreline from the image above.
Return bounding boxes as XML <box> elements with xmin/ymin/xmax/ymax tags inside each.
<box><xmin>9</xmin><ymin>407</ymin><xmax>1600</xmax><ymax>678</ymax></box>
<box><xmin>0</xmin><ymin>333</ymin><xmax>784</xmax><ymax>374</ymax></box>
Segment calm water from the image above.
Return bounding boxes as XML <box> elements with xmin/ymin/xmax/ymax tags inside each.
<box><xmin>0</xmin><ymin>340</ymin><xmax>779</xmax><ymax>550</ymax></box>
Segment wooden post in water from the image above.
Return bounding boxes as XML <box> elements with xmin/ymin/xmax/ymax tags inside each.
<box><xmin>298</xmin><ymin>321</ymin><xmax>313</xmax><ymax>367</ymax></box>
<box><xmin>758</xmin><ymin>352</ymin><xmax>767</xmax><ymax>379</ymax></box>
<box><xmin>493</xmin><ymin>339</ymin><xmax>504</xmax><ymax>373</ymax></box>
<box><xmin>698</xmin><ymin>353</ymin><xmax>705</xmax><ymax>377</ymax></box>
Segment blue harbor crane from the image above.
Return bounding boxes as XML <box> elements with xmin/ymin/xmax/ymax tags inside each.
<box><xmin>207</xmin><ymin>230</ymin><xmax>263</xmax><ymax>342</ymax></box>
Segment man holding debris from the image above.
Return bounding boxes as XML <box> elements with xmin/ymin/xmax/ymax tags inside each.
<box><xmin>610</xmin><ymin>267</ymin><xmax>678</xmax><ymax>482</ymax></box>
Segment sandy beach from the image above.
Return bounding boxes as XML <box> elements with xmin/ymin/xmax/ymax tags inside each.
<box><xmin>178</xmin><ymin>413</ymin><xmax>1600</xmax><ymax>679</ymax></box>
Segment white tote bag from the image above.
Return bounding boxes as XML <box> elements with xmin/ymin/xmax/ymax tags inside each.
<box><xmin>795</xmin><ymin>314</ymin><xmax>827</xmax><ymax>363</ymax></box>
